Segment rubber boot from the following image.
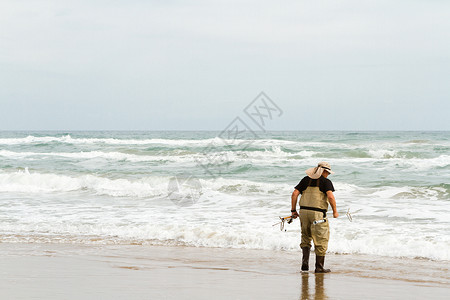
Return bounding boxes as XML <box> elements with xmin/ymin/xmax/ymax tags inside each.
<box><xmin>314</xmin><ymin>256</ymin><xmax>331</xmax><ymax>273</ymax></box>
<box><xmin>301</xmin><ymin>247</ymin><xmax>310</xmax><ymax>271</ymax></box>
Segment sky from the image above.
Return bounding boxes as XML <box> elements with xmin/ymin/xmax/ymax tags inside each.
<box><xmin>0</xmin><ymin>0</ymin><xmax>449</xmax><ymax>131</ymax></box>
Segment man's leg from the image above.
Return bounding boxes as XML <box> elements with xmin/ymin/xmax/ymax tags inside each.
<box><xmin>301</xmin><ymin>247</ymin><xmax>310</xmax><ymax>271</ymax></box>
<box><xmin>299</xmin><ymin>211</ymin><xmax>312</xmax><ymax>271</ymax></box>
<box><xmin>311</xmin><ymin>214</ymin><xmax>330</xmax><ymax>273</ymax></box>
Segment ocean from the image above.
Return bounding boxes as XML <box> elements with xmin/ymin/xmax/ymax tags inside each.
<box><xmin>0</xmin><ymin>131</ymin><xmax>449</xmax><ymax>261</ymax></box>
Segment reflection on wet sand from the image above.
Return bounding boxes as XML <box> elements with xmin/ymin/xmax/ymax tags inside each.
<box><xmin>300</xmin><ymin>273</ymin><xmax>328</xmax><ymax>300</ymax></box>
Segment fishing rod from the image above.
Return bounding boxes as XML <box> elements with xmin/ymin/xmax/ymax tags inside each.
<box><xmin>273</xmin><ymin>208</ymin><xmax>355</xmax><ymax>231</ymax></box>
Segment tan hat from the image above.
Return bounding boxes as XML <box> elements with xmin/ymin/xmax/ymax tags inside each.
<box><xmin>305</xmin><ymin>162</ymin><xmax>335</xmax><ymax>179</ymax></box>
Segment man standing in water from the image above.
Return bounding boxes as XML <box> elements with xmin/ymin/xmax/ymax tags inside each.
<box><xmin>291</xmin><ymin>162</ymin><xmax>338</xmax><ymax>273</ymax></box>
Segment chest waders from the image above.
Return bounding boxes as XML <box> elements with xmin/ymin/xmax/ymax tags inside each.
<box><xmin>299</xmin><ymin>178</ymin><xmax>331</xmax><ymax>273</ymax></box>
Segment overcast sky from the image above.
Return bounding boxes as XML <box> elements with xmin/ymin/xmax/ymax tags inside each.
<box><xmin>1</xmin><ymin>0</ymin><xmax>449</xmax><ymax>131</ymax></box>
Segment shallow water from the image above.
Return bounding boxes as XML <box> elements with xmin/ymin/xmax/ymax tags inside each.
<box><xmin>0</xmin><ymin>131</ymin><xmax>449</xmax><ymax>260</ymax></box>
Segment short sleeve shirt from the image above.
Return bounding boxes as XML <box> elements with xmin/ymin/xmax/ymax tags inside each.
<box><xmin>294</xmin><ymin>176</ymin><xmax>335</xmax><ymax>195</ymax></box>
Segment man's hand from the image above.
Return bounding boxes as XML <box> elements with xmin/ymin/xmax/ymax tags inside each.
<box><xmin>291</xmin><ymin>210</ymin><xmax>299</xmax><ymax>219</ymax></box>
<box><xmin>333</xmin><ymin>211</ymin><xmax>339</xmax><ymax>218</ymax></box>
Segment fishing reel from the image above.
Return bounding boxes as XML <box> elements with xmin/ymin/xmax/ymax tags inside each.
<box><xmin>273</xmin><ymin>216</ymin><xmax>294</xmax><ymax>231</ymax></box>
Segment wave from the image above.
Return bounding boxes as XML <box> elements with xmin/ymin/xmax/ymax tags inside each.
<box><xmin>0</xmin><ymin>135</ymin><xmax>215</xmax><ymax>146</ymax></box>
<box><xmin>1</xmin><ymin>134</ymin><xmax>419</xmax><ymax>150</ymax></box>
<box><xmin>0</xmin><ymin>170</ymin><xmax>449</xmax><ymax>261</ymax></box>
<box><xmin>0</xmin><ymin>150</ymin><xmax>176</xmax><ymax>163</ymax></box>
<box><xmin>0</xmin><ymin>148</ymin><xmax>314</xmax><ymax>161</ymax></box>
<box><xmin>0</xmin><ymin>135</ymin><xmax>300</xmax><ymax>147</ymax></box>
<box><xmin>2</xmin><ymin>148</ymin><xmax>449</xmax><ymax>167</ymax></box>
<box><xmin>0</xmin><ymin>168</ymin><xmax>448</xmax><ymax>204</ymax></box>
<box><xmin>0</xmin><ymin>169</ymin><xmax>293</xmax><ymax>197</ymax></box>
<box><xmin>367</xmin><ymin>184</ymin><xmax>450</xmax><ymax>200</ymax></box>
<box><xmin>1</xmin><ymin>221</ymin><xmax>448</xmax><ymax>261</ymax></box>
<box><xmin>330</xmin><ymin>225</ymin><xmax>450</xmax><ymax>260</ymax></box>
<box><xmin>0</xmin><ymin>169</ymin><xmax>169</xmax><ymax>197</ymax></box>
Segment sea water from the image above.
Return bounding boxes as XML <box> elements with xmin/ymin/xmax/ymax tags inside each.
<box><xmin>0</xmin><ymin>131</ymin><xmax>449</xmax><ymax>260</ymax></box>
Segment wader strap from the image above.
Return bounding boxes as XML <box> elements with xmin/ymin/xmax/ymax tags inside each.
<box><xmin>300</xmin><ymin>206</ymin><xmax>327</xmax><ymax>218</ymax></box>
<box><xmin>307</xmin><ymin>178</ymin><xmax>320</xmax><ymax>187</ymax></box>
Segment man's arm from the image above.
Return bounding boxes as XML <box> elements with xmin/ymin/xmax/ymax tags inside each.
<box><xmin>291</xmin><ymin>189</ymin><xmax>300</xmax><ymax>218</ymax></box>
<box><xmin>326</xmin><ymin>190</ymin><xmax>339</xmax><ymax>218</ymax></box>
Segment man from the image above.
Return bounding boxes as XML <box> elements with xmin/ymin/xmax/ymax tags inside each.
<box><xmin>291</xmin><ymin>162</ymin><xmax>338</xmax><ymax>273</ymax></box>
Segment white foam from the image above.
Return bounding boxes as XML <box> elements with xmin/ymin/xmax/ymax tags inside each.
<box><xmin>0</xmin><ymin>135</ymin><xmax>300</xmax><ymax>147</ymax></box>
<box><xmin>367</xmin><ymin>149</ymin><xmax>398</xmax><ymax>159</ymax></box>
<box><xmin>0</xmin><ymin>150</ymin><xmax>180</xmax><ymax>163</ymax></box>
<box><xmin>0</xmin><ymin>175</ymin><xmax>449</xmax><ymax>260</ymax></box>
<box><xmin>0</xmin><ymin>135</ymin><xmax>223</xmax><ymax>146</ymax></box>
<box><xmin>0</xmin><ymin>148</ymin><xmax>315</xmax><ymax>165</ymax></box>
<box><xmin>1</xmin><ymin>218</ymin><xmax>449</xmax><ymax>261</ymax></box>
<box><xmin>330</xmin><ymin>216</ymin><xmax>450</xmax><ymax>259</ymax></box>
<box><xmin>0</xmin><ymin>135</ymin><xmax>386</xmax><ymax>151</ymax></box>
<box><xmin>0</xmin><ymin>169</ymin><xmax>295</xmax><ymax>199</ymax></box>
<box><xmin>201</xmin><ymin>177</ymin><xmax>292</xmax><ymax>196</ymax></box>
<box><xmin>0</xmin><ymin>170</ymin><xmax>169</xmax><ymax>197</ymax></box>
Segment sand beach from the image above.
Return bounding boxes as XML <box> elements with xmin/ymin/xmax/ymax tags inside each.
<box><xmin>1</xmin><ymin>243</ymin><xmax>449</xmax><ymax>300</ymax></box>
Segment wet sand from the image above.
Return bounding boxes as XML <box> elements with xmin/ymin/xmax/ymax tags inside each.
<box><xmin>1</xmin><ymin>243</ymin><xmax>449</xmax><ymax>299</ymax></box>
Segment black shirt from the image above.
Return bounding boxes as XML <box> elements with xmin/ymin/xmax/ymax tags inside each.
<box><xmin>294</xmin><ymin>176</ymin><xmax>335</xmax><ymax>195</ymax></box>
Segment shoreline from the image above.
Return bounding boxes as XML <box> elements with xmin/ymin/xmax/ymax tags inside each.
<box><xmin>1</xmin><ymin>243</ymin><xmax>449</xmax><ymax>299</ymax></box>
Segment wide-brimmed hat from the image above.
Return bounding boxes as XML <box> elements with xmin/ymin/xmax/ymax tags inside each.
<box><xmin>305</xmin><ymin>162</ymin><xmax>335</xmax><ymax>179</ymax></box>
